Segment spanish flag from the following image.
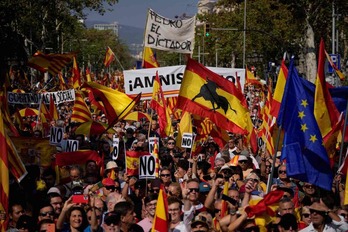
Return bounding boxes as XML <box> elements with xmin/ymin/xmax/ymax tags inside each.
<box><xmin>142</xmin><ymin>47</ymin><xmax>159</xmax><ymax>69</ymax></box>
<box><xmin>103</xmin><ymin>47</ymin><xmax>115</xmax><ymax>68</ymax></box>
<box><xmin>314</xmin><ymin>39</ymin><xmax>340</xmax><ymax>142</ymax></box>
<box><xmin>50</xmin><ymin>95</ymin><xmax>59</xmax><ymax>121</ymax></box>
<box><xmin>150</xmin><ymin>71</ymin><xmax>172</xmax><ymax>137</ymax></box>
<box><xmin>72</xmin><ymin>57</ymin><xmax>81</xmax><ymax>89</ymax></box>
<box><xmin>123</xmin><ymin>111</ymin><xmax>151</xmax><ymax>122</ymax></box>
<box><xmin>0</xmin><ymin>111</ymin><xmax>10</xmax><ymax>232</ymax></box>
<box><xmin>126</xmin><ymin>151</ymin><xmax>146</xmax><ymax>176</ymax></box>
<box><xmin>151</xmin><ymin>185</ymin><xmax>168</xmax><ymax>232</ymax></box>
<box><xmin>270</xmin><ymin>59</ymin><xmax>288</xmax><ymax>118</ymax></box>
<box><xmin>84</xmin><ymin>82</ymin><xmax>140</xmax><ymax>125</ymax></box>
<box><xmin>177</xmin><ymin>58</ymin><xmax>250</xmax><ymax>135</ymax></box>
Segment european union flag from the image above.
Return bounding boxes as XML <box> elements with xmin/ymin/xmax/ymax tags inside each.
<box><xmin>277</xmin><ymin>59</ymin><xmax>333</xmax><ymax>190</ymax></box>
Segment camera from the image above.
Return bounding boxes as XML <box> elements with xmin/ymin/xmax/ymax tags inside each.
<box><xmin>71</xmin><ymin>181</ymin><xmax>88</xmax><ymax>204</ymax></box>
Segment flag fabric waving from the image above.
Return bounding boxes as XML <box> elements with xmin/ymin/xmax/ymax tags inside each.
<box><xmin>126</xmin><ymin>151</ymin><xmax>146</xmax><ymax>176</ymax></box>
<box><xmin>84</xmin><ymin>82</ymin><xmax>140</xmax><ymax>125</ymax></box>
<box><xmin>325</xmin><ymin>50</ymin><xmax>345</xmax><ymax>81</ymax></box>
<box><xmin>177</xmin><ymin>58</ymin><xmax>250</xmax><ymax>135</ymax></box>
<box><xmin>86</xmin><ymin>67</ymin><xmax>92</xmax><ymax>82</ymax></box>
<box><xmin>50</xmin><ymin>95</ymin><xmax>59</xmax><ymax>121</ymax></box>
<box><xmin>277</xmin><ymin>59</ymin><xmax>332</xmax><ymax>190</ymax></box>
<box><xmin>27</xmin><ymin>51</ymin><xmax>75</xmax><ymax>76</ymax></box>
<box><xmin>270</xmin><ymin>59</ymin><xmax>288</xmax><ymax>118</ymax></box>
<box><xmin>151</xmin><ymin>185</ymin><xmax>168</xmax><ymax>232</ymax></box>
<box><xmin>0</xmin><ymin>111</ymin><xmax>10</xmax><ymax>232</ymax></box>
<box><xmin>142</xmin><ymin>47</ymin><xmax>159</xmax><ymax>69</ymax></box>
<box><xmin>103</xmin><ymin>47</ymin><xmax>115</xmax><ymax>68</ymax></box>
<box><xmin>314</xmin><ymin>39</ymin><xmax>340</xmax><ymax>142</ymax></box>
<box><xmin>72</xmin><ymin>57</ymin><xmax>81</xmax><ymax>89</ymax></box>
<box><xmin>150</xmin><ymin>71</ymin><xmax>172</xmax><ymax>137</ymax></box>
<box><xmin>71</xmin><ymin>91</ymin><xmax>92</xmax><ymax>123</ymax></box>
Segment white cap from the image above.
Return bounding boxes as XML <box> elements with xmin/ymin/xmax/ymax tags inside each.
<box><xmin>238</xmin><ymin>155</ymin><xmax>248</xmax><ymax>161</ymax></box>
<box><xmin>47</xmin><ymin>187</ymin><xmax>61</xmax><ymax>195</ymax></box>
<box><xmin>106</xmin><ymin>161</ymin><xmax>118</xmax><ymax>170</ymax></box>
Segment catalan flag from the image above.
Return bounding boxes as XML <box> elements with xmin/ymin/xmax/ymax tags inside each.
<box><xmin>151</xmin><ymin>71</ymin><xmax>172</xmax><ymax>137</ymax></box>
<box><xmin>103</xmin><ymin>47</ymin><xmax>115</xmax><ymax>68</ymax></box>
<box><xmin>258</xmin><ymin>84</ymin><xmax>275</xmax><ymax>155</ymax></box>
<box><xmin>177</xmin><ymin>58</ymin><xmax>250</xmax><ymax>135</ymax></box>
<box><xmin>27</xmin><ymin>51</ymin><xmax>75</xmax><ymax>76</ymax></box>
<box><xmin>143</xmin><ymin>47</ymin><xmax>159</xmax><ymax>69</ymax></box>
<box><xmin>220</xmin><ymin>181</ymin><xmax>229</xmax><ymax>218</ymax></box>
<box><xmin>58</xmin><ymin>72</ymin><xmax>67</xmax><ymax>90</ymax></box>
<box><xmin>72</xmin><ymin>57</ymin><xmax>81</xmax><ymax>89</ymax></box>
<box><xmin>40</xmin><ymin>100</ymin><xmax>52</xmax><ymax>122</ymax></box>
<box><xmin>151</xmin><ymin>185</ymin><xmax>168</xmax><ymax>232</ymax></box>
<box><xmin>71</xmin><ymin>91</ymin><xmax>92</xmax><ymax>123</ymax></box>
<box><xmin>83</xmin><ymin>82</ymin><xmax>140</xmax><ymax>125</ymax></box>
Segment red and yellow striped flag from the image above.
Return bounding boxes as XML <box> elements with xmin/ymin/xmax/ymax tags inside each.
<box><xmin>103</xmin><ymin>47</ymin><xmax>115</xmax><ymax>67</ymax></box>
<box><xmin>177</xmin><ymin>58</ymin><xmax>250</xmax><ymax>135</ymax></box>
<box><xmin>270</xmin><ymin>59</ymin><xmax>288</xmax><ymax>118</ymax></box>
<box><xmin>176</xmin><ymin>111</ymin><xmax>192</xmax><ymax>148</ymax></box>
<box><xmin>151</xmin><ymin>71</ymin><xmax>172</xmax><ymax>137</ymax></box>
<box><xmin>40</xmin><ymin>100</ymin><xmax>52</xmax><ymax>122</ymax></box>
<box><xmin>71</xmin><ymin>91</ymin><xmax>92</xmax><ymax>123</ymax></box>
<box><xmin>50</xmin><ymin>95</ymin><xmax>59</xmax><ymax>121</ymax></box>
<box><xmin>72</xmin><ymin>57</ymin><xmax>81</xmax><ymax>89</ymax></box>
<box><xmin>258</xmin><ymin>84</ymin><xmax>275</xmax><ymax>155</ymax></box>
<box><xmin>151</xmin><ymin>185</ymin><xmax>168</xmax><ymax>232</ymax></box>
<box><xmin>314</xmin><ymin>39</ymin><xmax>340</xmax><ymax>142</ymax></box>
<box><xmin>86</xmin><ymin>67</ymin><xmax>92</xmax><ymax>82</ymax></box>
<box><xmin>0</xmin><ymin>111</ymin><xmax>10</xmax><ymax>232</ymax></box>
<box><xmin>220</xmin><ymin>181</ymin><xmax>229</xmax><ymax>218</ymax></box>
<box><xmin>58</xmin><ymin>72</ymin><xmax>67</xmax><ymax>90</ymax></box>
<box><xmin>245</xmin><ymin>65</ymin><xmax>262</xmax><ymax>86</ymax></box>
<box><xmin>125</xmin><ymin>151</ymin><xmax>145</xmax><ymax>176</ymax></box>
<box><xmin>142</xmin><ymin>47</ymin><xmax>159</xmax><ymax>69</ymax></box>
<box><xmin>153</xmin><ymin>139</ymin><xmax>159</xmax><ymax>178</ymax></box>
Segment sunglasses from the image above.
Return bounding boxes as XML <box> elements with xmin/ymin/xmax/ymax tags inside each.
<box><xmin>304</xmin><ymin>185</ymin><xmax>314</xmax><ymax>189</ymax></box>
<box><xmin>340</xmin><ymin>213</ymin><xmax>348</xmax><ymax>217</ymax></box>
<box><xmin>40</xmin><ymin>211</ymin><xmax>54</xmax><ymax>217</ymax></box>
<box><xmin>160</xmin><ymin>174</ymin><xmax>171</xmax><ymax>177</ymax></box>
<box><xmin>88</xmin><ymin>215</ymin><xmax>101</xmax><ymax>220</ymax></box>
<box><xmin>149</xmin><ymin>189</ymin><xmax>159</xmax><ymax>193</ymax></box>
<box><xmin>265</xmin><ymin>165</ymin><xmax>271</xmax><ymax>168</ymax></box>
<box><xmin>310</xmin><ymin>209</ymin><xmax>326</xmax><ymax>215</ymax></box>
<box><xmin>246</xmin><ymin>178</ymin><xmax>260</xmax><ymax>183</ymax></box>
<box><xmin>167</xmin><ymin>142</ymin><xmax>175</xmax><ymax>145</ymax></box>
<box><xmin>188</xmin><ymin>188</ymin><xmax>199</xmax><ymax>193</ymax></box>
<box><xmin>105</xmin><ymin>186</ymin><xmax>116</xmax><ymax>191</ymax></box>
<box><xmin>302</xmin><ymin>213</ymin><xmax>310</xmax><ymax>218</ymax></box>
<box><xmin>214</xmin><ymin>209</ymin><xmax>221</xmax><ymax>214</ymax></box>
<box><xmin>203</xmin><ymin>175</ymin><xmax>212</xmax><ymax>181</ymax></box>
<box><xmin>238</xmin><ymin>160</ymin><xmax>247</xmax><ymax>163</ymax></box>
<box><xmin>278</xmin><ymin>170</ymin><xmax>286</xmax><ymax>174</ymax></box>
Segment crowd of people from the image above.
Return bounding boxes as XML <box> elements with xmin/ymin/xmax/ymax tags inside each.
<box><xmin>4</xmin><ymin>71</ymin><xmax>348</xmax><ymax>232</ymax></box>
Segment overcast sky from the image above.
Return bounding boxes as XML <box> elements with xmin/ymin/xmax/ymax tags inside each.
<box><xmin>85</xmin><ymin>0</ymin><xmax>199</xmax><ymax>28</ymax></box>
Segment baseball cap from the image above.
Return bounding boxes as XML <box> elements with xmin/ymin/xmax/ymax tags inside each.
<box><xmin>191</xmin><ymin>215</ymin><xmax>209</xmax><ymax>229</ymax></box>
<box><xmin>238</xmin><ymin>155</ymin><xmax>248</xmax><ymax>161</ymax></box>
<box><xmin>47</xmin><ymin>187</ymin><xmax>61</xmax><ymax>195</ymax></box>
<box><xmin>199</xmin><ymin>182</ymin><xmax>211</xmax><ymax>193</ymax></box>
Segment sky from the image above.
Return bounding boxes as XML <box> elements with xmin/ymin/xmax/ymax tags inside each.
<box><xmin>85</xmin><ymin>0</ymin><xmax>200</xmax><ymax>28</ymax></box>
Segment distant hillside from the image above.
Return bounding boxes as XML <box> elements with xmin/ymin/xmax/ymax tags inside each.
<box><xmin>85</xmin><ymin>20</ymin><xmax>143</xmax><ymax>45</ymax></box>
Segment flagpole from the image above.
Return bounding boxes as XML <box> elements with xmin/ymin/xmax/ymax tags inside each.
<box><xmin>266</xmin><ymin>124</ymin><xmax>282</xmax><ymax>194</ymax></box>
<box><xmin>114</xmin><ymin>55</ymin><xmax>124</xmax><ymax>71</ymax></box>
<box><xmin>338</xmin><ymin>100</ymin><xmax>348</xmax><ymax>167</ymax></box>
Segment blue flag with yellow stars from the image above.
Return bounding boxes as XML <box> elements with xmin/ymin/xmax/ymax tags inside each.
<box><xmin>277</xmin><ymin>59</ymin><xmax>333</xmax><ymax>190</ymax></box>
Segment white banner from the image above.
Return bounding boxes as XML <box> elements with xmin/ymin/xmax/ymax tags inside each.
<box><xmin>123</xmin><ymin>66</ymin><xmax>245</xmax><ymax>100</ymax></box>
<box><xmin>8</xmin><ymin>89</ymin><xmax>75</xmax><ymax>105</ymax></box>
<box><xmin>144</xmin><ymin>9</ymin><xmax>196</xmax><ymax>54</ymax></box>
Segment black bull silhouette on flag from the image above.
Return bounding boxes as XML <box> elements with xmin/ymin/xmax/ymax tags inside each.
<box><xmin>192</xmin><ymin>77</ymin><xmax>237</xmax><ymax>114</ymax></box>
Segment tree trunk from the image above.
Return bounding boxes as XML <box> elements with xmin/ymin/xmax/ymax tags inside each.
<box><xmin>305</xmin><ymin>23</ymin><xmax>317</xmax><ymax>83</ymax></box>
